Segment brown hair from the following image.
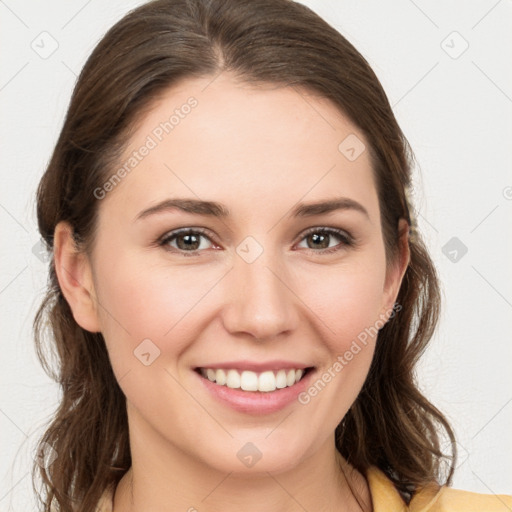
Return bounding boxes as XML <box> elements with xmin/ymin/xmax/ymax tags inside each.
<box><xmin>33</xmin><ymin>0</ymin><xmax>456</xmax><ymax>510</ymax></box>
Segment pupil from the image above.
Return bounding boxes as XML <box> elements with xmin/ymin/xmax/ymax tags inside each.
<box><xmin>310</xmin><ymin>233</ymin><xmax>328</xmax><ymax>249</ymax></box>
<box><xmin>179</xmin><ymin>234</ymin><xmax>199</xmax><ymax>250</ymax></box>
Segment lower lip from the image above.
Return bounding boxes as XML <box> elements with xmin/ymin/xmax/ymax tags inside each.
<box><xmin>194</xmin><ymin>368</ymin><xmax>315</xmax><ymax>415</ymax></box>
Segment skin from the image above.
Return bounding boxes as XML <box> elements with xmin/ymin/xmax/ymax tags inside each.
<box><xmin>54</xmin><ymin>72</ymin><xmax>410</xmax><ymax>512</ymax></box>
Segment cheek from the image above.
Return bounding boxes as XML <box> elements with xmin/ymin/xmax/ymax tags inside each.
<box><xmin>296</xmin><ymin>255</ymin><xmax>387</xmax><ymax>392</ymax></box>
<box><xmin>287</xmin><ymin>259</ymin><xmax>387</xmax><ymax>447</ymax></box>
<box><xmin>299</xmin><ymin>256</ymin><xmax>387</xmax><ymax>347</ymax></box>
<box><xmin>92</xmin><ymin>251</ymin><xmax>225</xmax><ymax>368</ymax></box>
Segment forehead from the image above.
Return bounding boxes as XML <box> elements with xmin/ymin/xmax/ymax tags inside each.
<box><xmin>98</xmin><ymin>72</ymin><xmax>379</xmax><ymax>224</ymax></box>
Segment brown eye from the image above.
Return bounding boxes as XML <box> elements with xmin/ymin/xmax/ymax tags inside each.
<box><xmin>159</xmin><ymin>228</ymin><xmax>214</xmax><ymax>255</ymax></box>
<box><xmin>297</xmin><ymin>227</ymin><xmax>353</xmax><ymax>254</ymax></box>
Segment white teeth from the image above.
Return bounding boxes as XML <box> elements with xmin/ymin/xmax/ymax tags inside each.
<box><xmin>275</xmin><ymin>369</ymin><xmax>287</xmax><ymax>389</ymax></box>
<box><xmin>259</xmin><ymin>371</ymin><xmax>277</xmax><ymax>392</ymax></box>
<box><xmin>199</xmin><ymin>367</ymin><xmax>308</xmax><ymax>392</ymax></box>
<box><xmin>226</xmin><ymin>369</ymin><xmax>241</xmax><ymax>389</ymax></box>
<box><xmin>216</xmin><ymin>368</ymin><xmax>227</xmax><ymax>386</ymax></box>
<box><xmin>240</xmin><ymin>371</ymin><xmax>259</xmax><ymax>391</ymax></box>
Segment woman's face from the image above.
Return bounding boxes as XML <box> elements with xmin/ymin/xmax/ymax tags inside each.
<box><xmin>69</xmin><ymin>73</ymin><xmax>407</xmax><ymax>474</ymax></box>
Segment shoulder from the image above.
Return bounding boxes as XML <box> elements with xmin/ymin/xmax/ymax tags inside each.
<box><xmin>410</xmin><ymin>485</ymin><xmax>512</xmax><ymax>512</ymax></box>
<box><xmin>366</xmin><ymin>466</ymin><xmax>512</xmax><ymax>512</ymax></box>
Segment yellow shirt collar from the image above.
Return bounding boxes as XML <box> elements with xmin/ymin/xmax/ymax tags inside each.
<box><xmin>366</xmin><ymin>465</ymin><xmax>512</xmax><ymax>512</ymax></box>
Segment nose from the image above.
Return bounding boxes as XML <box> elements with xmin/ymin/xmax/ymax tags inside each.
<box><xmin>220</xmin><ymin>244</ymin><xmax>300</xmax><ymax>341</ymax></box>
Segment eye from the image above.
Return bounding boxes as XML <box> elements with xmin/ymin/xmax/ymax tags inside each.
<box><xmin>158</xmin><ymin>228</ymin><xmax>216</xmax><ymax>256</ymax></box>
<box><xmin>295</xmin><ymin>227</ymin><xmax>353</xmax><ymax>254</ymax></box>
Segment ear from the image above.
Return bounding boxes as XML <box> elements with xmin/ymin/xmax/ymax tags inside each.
<box><xmin>381</xmin><ymin>218</ymin><xmax>410</xmax><ymax>318</ymax></box>
<box><xmin>53</xmin><ymin>221</ymin><xmax>101</xmax><ymax>333</ymax></box>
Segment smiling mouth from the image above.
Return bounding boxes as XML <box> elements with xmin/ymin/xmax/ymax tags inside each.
<box><xmin>195</xmin><ymin>367</ymin><xmax>314</xmax><ymax>393</ymax></box>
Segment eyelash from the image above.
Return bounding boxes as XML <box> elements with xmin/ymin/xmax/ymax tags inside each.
<box><xmin>157</xmin><ymin>226</ymin><xmax>355</xmax><ymax>257</ymax></box>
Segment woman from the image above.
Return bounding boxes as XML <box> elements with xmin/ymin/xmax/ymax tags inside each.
<box><xmin>33</xmin><ymin>0</ymin><xmax>511</xmax><ymax>510</ymax></box>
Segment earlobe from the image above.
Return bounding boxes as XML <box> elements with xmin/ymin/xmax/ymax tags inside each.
<box><xmin>53</xmin><ymin>221</ymin><xmax>101</xmax><ymax>333</ymax></box>
<box><xmin>381</xmin><ymin>219</ymin><xmax>411</xmax><ymax>318</ymax></box>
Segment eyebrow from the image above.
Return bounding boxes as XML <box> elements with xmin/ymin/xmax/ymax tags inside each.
<box><xmin>135</xmin><ymin>197</ymin><xmax>369</xmax><ymax>221</ymax></box>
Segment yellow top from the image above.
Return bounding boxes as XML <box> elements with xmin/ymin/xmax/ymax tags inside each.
<box><xmin>93</xmin><ymin>466</ymin><xmax>512</xmax><ymax>511</ymax></box>
<box><xmin>366</xmin><ymin>467</ymin><xmax>512</xmax><ymax>511</ymax></box>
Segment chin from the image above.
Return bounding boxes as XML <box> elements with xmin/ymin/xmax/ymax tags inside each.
<box><xmin>201</xmin><ymin>435</ymin><xmax>309</xmax><ymax>476</ymax></box>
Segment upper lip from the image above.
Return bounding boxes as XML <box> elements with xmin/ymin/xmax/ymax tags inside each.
<box><xmin>195</xmin><ymin>360</ymin><xmax>314</xmax><ymax>372</ymax></box>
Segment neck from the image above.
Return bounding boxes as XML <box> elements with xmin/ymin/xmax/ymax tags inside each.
<box><xmin>113</xmin><ymin>409</ymin><xmax>372</xmax><ymax>512</ymax></box>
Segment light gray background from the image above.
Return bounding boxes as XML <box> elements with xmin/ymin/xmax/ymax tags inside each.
<box><xmin>1</xmin><ymin>1</ymin><xmax>511</xmax><ymax>510</ymax></box>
